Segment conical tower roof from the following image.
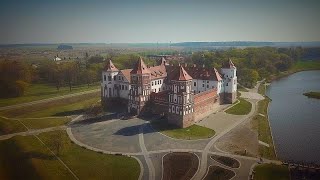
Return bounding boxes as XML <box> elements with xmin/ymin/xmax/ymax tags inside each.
<box><xmin>172</xmin><ymin>66</ymin><xmax>193</xmax><ymax>81</ymax></box>
<box><xmin>131</xmin><ymin>57</ymin><xmax>151</xmax><ymax>74</ymax></box>
<box><xmin>222</xmin><ymin>58</ymin><xmax>236</xmax><ymax>69</ymax></box>
<box><xmin>104</xmin><ymin>59</ymin><xmax>119</xmax><ymax>72</ymax></box>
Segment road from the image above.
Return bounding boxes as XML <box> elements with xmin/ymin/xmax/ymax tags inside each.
<box><xmin>0</xmin><ymin>89</ymin><xmax>100</xmax><ymax>111</ymax></box>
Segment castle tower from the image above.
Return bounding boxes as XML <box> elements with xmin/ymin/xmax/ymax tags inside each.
<box><xmin>128</xmin><ymin>57</ymin><xmax>151</xmax><ymax>115</ymax></box>
<box><xmin>168</xmin><ymin>66</ymin><xmax>194</xmax><ymax>128</ymax></box>
<box><xmin>221</xmin><ymin>59</ymin><xmax>237</xmax><ymax>103</ymax></box>
<box><xmin>101</xmin><ymin>59</ymin><xmax>119</xmax><ymax>100</ymax></box>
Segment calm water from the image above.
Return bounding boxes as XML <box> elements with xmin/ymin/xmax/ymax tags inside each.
<box><xmin>267</xmin><ymin>70</ymin><xmax>320</xmax><ymax>164</ymax></box>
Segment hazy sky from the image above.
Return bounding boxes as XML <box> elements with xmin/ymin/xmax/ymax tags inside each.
<box><xmin>0</xmin><ymin>0</ymin><xmax>319</xmax><ymax>44</ymax></box>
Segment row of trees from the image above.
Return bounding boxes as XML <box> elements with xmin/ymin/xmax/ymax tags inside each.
<box><xmin>188</xmin><ymin>47</ymin><xmax>304</xmax><ymax>88</ymax></box>
<box><xmin>0</xmin><ymin>60</ymin><xmax>33</xmax><ymax>97</ymax></box>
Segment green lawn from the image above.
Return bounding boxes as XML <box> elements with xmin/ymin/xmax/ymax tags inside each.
<box><xmin>251</xmin><ymin>90</ymin><xmax>276</xmax><ymax>159</ymax></box>
<box><xmin>20</xmin><ymin>117</ymin><xmax>71</xmax><ymax>129</ymax></box>
<box><xmin>0</xmin><ymin>131</ymin><xmax>140</xmax><ymax>180</ymax></box>
<box><xmin>0</xmin><ymin>92</ymin><xmax>99</xmax><ymax>118</ymax></box>
<box><xmin>291</xmin><ymin>60</ymin><xmax>320</xmax><ymax>71</ymax></box>
<box><xmin>225</xmin><ymin>98</ymin><xmax>252</xmax><ymax>115</ymax></box>
<box><xmin>151</xmin><ymin>120</ymin><xmax>215</xmax><ymax>140</ymax></box>
<box><xmin>303</xmin><ymin>91</ymin><xmax>320</xmax><ymax>99</ymax></box>
<box><xmin>253</xmin><ymin>164</ymin><xmax>289</xmax><ymax>180</ymax></box>
<box><xmin>0</xmin><ymin>83</ymin><xmax>100</xmax><ymax>107</ymax></box>
<box><xmin>0</xmin><ymin>117</ymin><xmax>27</xmax><ymax>135</ymax></box>
<box><xmin>258</xmin><ymin>83</ymin><xmax>266</xmax><ymax>95</ymax></box>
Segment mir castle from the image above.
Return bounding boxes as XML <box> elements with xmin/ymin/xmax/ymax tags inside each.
<box><xmin>101</xmin><ymin>57</ymin><xmax>237</xmax><ymax>128</ymax></box>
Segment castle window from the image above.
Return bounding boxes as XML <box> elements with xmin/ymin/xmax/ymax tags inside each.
<box><xmin>114</xmin><ymin>76</ymin><xmax>116</xmax><ymax>80</ymax></box>
<box><xmin>172</xmin><ymin>106</ymin><xmax>175</xmax><ymax>112</ymax></box>
<box><xmin>207</xmin><ymin>81</ymin><xmax>209</xmax><ymax>83</ymax></box>
<box><xmin>125</xmin><ymin>86</ymin><xmax>128</xmax><ymax>90</ymax></box>
<box><xmin>104</xmin><ymin>75</ymin><xmax>106</xmax><ymax>81</ymax></box>
<box><xmin>226</xmin><ymin>83</ymin><xmax>228</xmax><ymax>86</ymax></box>
<box><xmin>160</xmin><ymin>80</ymin><xmax>162</xmax><ymax>84</ymax></box>
<box><xmin>108</xmin><ymin>76</ymin><xmax>111</xmax><ymax>81</ymax></box>
<box><xmin>122</xmin><ymin>77</ymin><xmax>124</xmax><ymax>81</ymax></box>
<box><xmin>194</xmin><ymin>82</ymin><xmax>196</xmax><ymax>86</ymax></box>
<box><xmin>118</xmin><ymin>76</ymin><xmax>121</xmax><ymax>80</ymax></box>
<box><xmin>159</xmin><ymin>88</ymin><xmax>160</xmax><ymax>92</ymax></box>
<box><xmin>152</xmin><ymin>82</ymin><xmax>154</xmax><ymax>86</ymax></box>
<box><xmin>202</xmin><ymin>84</ymin><xmax>204</xmax><ymax>87</ymax></box>
<box><xmin>207</xmin><ymin>85</ymin><xmax>209</xmax><ymax>88</ymax></box>
<box><xmin>122</xmin><ymin>85</ymin><xmax>124</xmax><ymax>90</ymax></box>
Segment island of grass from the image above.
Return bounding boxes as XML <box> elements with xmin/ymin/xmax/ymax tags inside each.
<box><xmin>225</xmin><ymin>98</ymin><xmax>252</xmax><ymax>115</ymax></box>
<box><xmin>210</xmin><ymin>155</ymin><xmax>240</xmax><ymax>168</ymax></box>
<box><xmin>162</xmin><ymin>152</ymin><xmax>199</xmax><ymax>180</ymax></box>
<box><xmin>151</xmin><ymin>119</ymin><xmax>215</xmax><ymax>140</ymax></box>
<box><xmin>303</xmin><ymin>91</ymin><xmax>320</xmax><ymax>99</ymax></box>
<box><xmin>203</xmin><ymin>166</ymin><xmax>235</xmax><ymax>180</ymax></box>
<box><xmin>253</xmin><ymin>164</ymin><xmax>289</xmax><ymax>180</ymax></box>
<box><xmin>0</xmin><ymin>130</ymin><xmax>140</xmax><ymax>179</ymax></box>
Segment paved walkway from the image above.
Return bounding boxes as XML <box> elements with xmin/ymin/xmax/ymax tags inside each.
<box><xmin>1</xmin><ymin>81</ymin><xmax>280</xmax><ymax>180</ymax></box>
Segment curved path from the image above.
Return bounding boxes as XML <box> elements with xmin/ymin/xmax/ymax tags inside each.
<box><xmin>1</xmin><ymin>81</ymin><xmax>281</xmax><ymax>180</ymax></box>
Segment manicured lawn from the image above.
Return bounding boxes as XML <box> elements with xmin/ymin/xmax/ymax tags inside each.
<box><xmin>303</xmin><ymin>91</ymin><xmax>320</xmax><ymax>99</ymax></box>
<box><xmin>225</xmin><ymin>98</ymin><xmax>252</xmax><ymax>115</ymax></box>
<box><xmin>0</xmin><ymin>83</ymin><xmax>100</xmax><ymax>107</ymax></box>
<box><xmin>253</xmin><ymin>164</ymin><xmax>289</xmax><ymax>180</ymax></box>
<box><xmin>0</xmin><ymin>93</ymin><xmax>99</xmax><ymax>118</ymax></box>
<box><xmin>20</xmin><ymin>117</ymin><xmax>71</xmax><ymax>129</ymax></box>
<box><xmin>251</xmin><ymin>96</ymin><xmax>276</xmax><ymax>159</ymax></box>
<box><xmin>151</xmin><ymin>120</ymin><xmax>215</xmax><ymax>140</ymax></box>
<box><xmin>0</xmin><ymin>131</ymin><xmax>140</xmax><ymax>180</ymax></box>
<box><xmin>0</xmin><ymin>117</ymin><xmax>27</xmax><ymax>135</ymax></box>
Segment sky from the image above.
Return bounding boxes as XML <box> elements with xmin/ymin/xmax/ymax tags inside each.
<box><xmin>0</xmin><ymin>0</ymin><xmax>319</xmax><ymax>44</ymax></box>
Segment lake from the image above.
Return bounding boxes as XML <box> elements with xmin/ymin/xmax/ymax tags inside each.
<box><xmin>267</xmin><ymin>70</ymin><xmax>320</xmax><ymax>164</ymax></box>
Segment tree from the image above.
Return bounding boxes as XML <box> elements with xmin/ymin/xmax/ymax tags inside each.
<box><xmin>51</xmin><ymin>131</ymin><xmax>63</xmax><ymax>156</ymax></box>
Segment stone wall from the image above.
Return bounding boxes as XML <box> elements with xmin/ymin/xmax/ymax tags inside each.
<box><xmin>193</xmin><ymin>89</ymin><xmax>220</xmax><ymax>122</ymax></box>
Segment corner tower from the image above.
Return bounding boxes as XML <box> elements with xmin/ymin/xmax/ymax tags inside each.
<box><xmin>221</xmin><ymin>59</ymin><xmax>237</xmax><ymax>103</ymax></box>
<box><xmin>101</xmin><ymin>59</ymin><xmax>119</xmax><ymax>101</ymax></box>
<box><xmin>168</xmin><ymin>66</ymin><xmax>194</xmax><ymax>128</ymax></box>
<box><xmin>128</xmin><ymin>57</ymin><xmax>151</xmax><ymax>115</ymax></box>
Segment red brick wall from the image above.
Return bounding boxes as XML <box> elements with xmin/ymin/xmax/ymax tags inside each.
<box><xmin>194</xmin><ymin>89</ymin><xmax>220</xmax><ymax>122</ymax></box>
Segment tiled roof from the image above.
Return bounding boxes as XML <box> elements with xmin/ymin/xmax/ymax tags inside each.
<box><xmin>130</xmin><ymin>57</ymin><xmax>151</xmax><ymax>74</ymax></box>
<box><xmin>222</xmin><ymin>59</ymin><xmax>236</xmax><ymax>69</ymax></box>
<box><xmin>170</xmin><ymin>66</ymin><xmax>193</xmax><ymax>81</ymax></box>
<box><xmin>104</xmin><ymin>59</ymin><xmax>119</xmax><ymax>72</ymax></box>
<box><xmin>149</xmin><ymin>64</ymin><xmax>167</xmax><ymax>80</ymax></box>
<box><xmin>119</xmin><ymin>69</ymin><xmax>132</xmax><ymax>82</ymax></box>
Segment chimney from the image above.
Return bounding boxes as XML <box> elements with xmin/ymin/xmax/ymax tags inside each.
<box><xmin>203</xmin><ymin>64</ymin><xmax>205</xmax><ymax>68</ymax></box>
<box><xmin>193</xmin><ymin>64</ymin><xmax>196</xmax><ymax>67</ymax></box>
<box><xmin>184</xmin><ymin>63</ymin><xmax>188</xmax><ymax>67</ymax></box>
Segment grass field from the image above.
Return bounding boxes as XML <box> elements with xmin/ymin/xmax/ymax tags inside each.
<box><xmin>0</xmin><ymin>83</ymin><xmax>100</xmax><ymax>107</ymax></box>
<box><xmin>0</xmin><ymin>131</ymin><xmax>140</xmax><ymax>180</ymax></box>
<box><xmin>0</xmin><ymin>92</ymin><xmax>100</xmax><ymax>118</ymax></box>
<box><xmin>0</xmin><ymin>92</ymin><xmax>99</xmax><ymax>135</ymax></box>
<box><xmin>151</xmin><ymin>120</ymin><xmax>215</xmax><ymax>140</ymax></box>
<box><xmin>0</xmin><ymin>117</ymin><xmax>27</xmax><ymax>135</ymax></box>
<box><xmin>253</xmin><ymin>164</ymin><xmax>289</xmax><ymax>180</ymax></box>
<box><xmin>252</xmin><ymin>84</ymin><xmax>276</xmax><ymax>159</ymax></box>
<box><xmin>225</xmin><ymin>98</ymin><xmax>252</xmax><ymax>115</ymax></box>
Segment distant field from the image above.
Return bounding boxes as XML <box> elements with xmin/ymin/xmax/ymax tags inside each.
<box><xmin>0</xmin><ymin>83</ymin><xmax>100</xmax><ymax>107</ymax></box>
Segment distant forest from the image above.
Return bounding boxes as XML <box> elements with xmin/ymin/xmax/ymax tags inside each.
<box><xmin>0</xmin><ymin>46</ymin><xmax>319</xmax><ymax>98</ymax></box>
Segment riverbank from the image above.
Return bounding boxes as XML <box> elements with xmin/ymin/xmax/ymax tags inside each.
<box><xmin>267</xmin><ymin>61</ymin><xmax>320</xmax><ymax>82</ymax></box>
<box><xmin>251</xmin><ymin>83</ymin><xmax>277</xmax><ymax>159</ymax></box>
